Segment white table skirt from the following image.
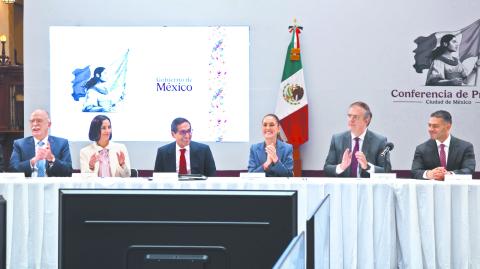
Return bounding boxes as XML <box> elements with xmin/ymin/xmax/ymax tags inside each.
<box><xmin>0</xmin><ymin>177</ymin><xmax>478</xmax><ymax>269</ymax></box>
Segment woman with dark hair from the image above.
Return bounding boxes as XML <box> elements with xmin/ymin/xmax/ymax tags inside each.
<box><xmin>426</xmin><ymin>34</ymin><xmax>480</xmax><ymax>86</ymax></box>
<box><xmin>247</xmin><ymin>114</ymin><xmax>293</xmax><ymax>177</ymax></box>
<box><xmin>80</xmin><ymin>115</ymin><xmax>131</xmax><ymax>177</ymax></box>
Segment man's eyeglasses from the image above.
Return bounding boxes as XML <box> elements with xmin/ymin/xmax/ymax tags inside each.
<box><xmin>177</xmin><ymin>129</ymin><xmax>192</xmax><ymax>136</ymax></box>
<box><xmin>347</xmin><ymin>114</ymin><xmax>362</xmax><ymax>121</ymax></box>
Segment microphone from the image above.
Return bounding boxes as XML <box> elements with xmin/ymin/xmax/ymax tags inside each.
<box><xmin>380</xmin><ymin>142</ymin><xmax>394</xmax><ymax>157</ymax></box>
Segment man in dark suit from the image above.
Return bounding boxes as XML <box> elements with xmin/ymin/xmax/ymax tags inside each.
<box><xmin>9</xmin><ymin>109</ymin><xmax>72</xmax><ymax>177</ymax></box>
<box><xmin>154</xmin><ymin>117</ymin><xmax>216</xmax><ymax>177</ymax></box>
<box><xmin>324</xmin><ymin>101</ymin><xmax>391</xmax><ymax>178</ymax></box>
<box><xmin>411</xmin><ymin>110</ymin><xmax>475</xmax><ymax>180</ymax></box>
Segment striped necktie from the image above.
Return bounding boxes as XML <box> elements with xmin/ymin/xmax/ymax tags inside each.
<box><xmin>37</xmin><ymin>141</ymin><xmax>46</xmax><ymax>177</ymax></box>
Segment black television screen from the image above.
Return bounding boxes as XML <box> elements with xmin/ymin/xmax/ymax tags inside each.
<box><xmin>59</xmin><ymin>189</ymin><xmax>297</xmax><ymax>269</ymax></box>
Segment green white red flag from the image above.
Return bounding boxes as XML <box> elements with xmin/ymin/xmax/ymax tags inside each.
<box><xmin>275</xmin><ymin>26</ymin><xmax>308</xmax><ymax>145</ymax></box>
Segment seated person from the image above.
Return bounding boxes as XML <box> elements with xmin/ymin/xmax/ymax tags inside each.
<box><xmin>80</xmin><ymin>115</ymin><xmax>131</xmax><ymax>177</ymax></box>
<box><xmin>9</xmin><ymin>109</ymin><xmax>72</xmax><ymax>177</ymax></box>
<box><xmin>411</xmin><ymin>110</ymin><xmax>475</xmax><ymax>180</ymax></box>
<box><xmin>324</xmin><ymin>101</ymin><xmax>391</xmax><ymax>178</ymax></box>
<box><xmin>248</xmin><ymin>114</ymin><xmax>293</xmax><ymax>177</ymax></box>
<box><xmin>154</xmin><ymin>117</ymin><xmax>216</xmax><ymax>177</ymax></box>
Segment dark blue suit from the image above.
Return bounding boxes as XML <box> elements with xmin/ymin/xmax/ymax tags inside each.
<box><xmin>154</xmin><ymin>141</ymin><xmax>216</xmax><ymax>177</ymax></box>
<box><xmin>9</xmin><ymin>136</ymin><xmax>73</xmax><ymax>177</ymax></box>
<box><xmin>248</xmin><ymin>140</ymin><xmax>293</xmax><ymax>177</ymax></box>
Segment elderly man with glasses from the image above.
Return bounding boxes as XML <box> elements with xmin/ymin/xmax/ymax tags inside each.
<box><xmin>154</xmin><ymin>117</ymin><xmax>216</xmax><ymax>177</ymax></box>
<box><xmin>9</xmin><ymin>109</ymin><xmax>73</xmax><ymax>177</ymax></box>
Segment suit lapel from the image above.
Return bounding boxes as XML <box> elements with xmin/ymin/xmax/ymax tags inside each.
<box><xmin>189</xmin><ymin>142</ymin><xmax>198</xmax><ymax>174</ymax></box>
<box><xmin>342</xmin><ymin>133</ymin><xmax>351</xmax><ymax>153</ymax></box>
<box><xmin>27</xmin><ymin>137</ymin><xmax>36</xmax><ymax>158</ymax></box>
<box><xmin>48</xmin><ymin>136</ymin><xmax>55</xmax><ymax>157</ymax></box>
<box><xmin>276</xmin><ymin>141</ymin><xmax>284</xmax><ymax>160</ymax></box>
<box><xmin>447</xmin><ymin>136</ymin><xmax>457</xmax><ymax>170</ymax></box>
<box><xmin>428</xmin><ymin>139</ymin><xmax>441</xmax><ymax>167</ymax></box>
<box><xmin>362</xmin><ymin>131</ymin><xmax>371</xmax><ymax>160</ymax></box>
<box><xmin>341</xmin><ymin>133</ymin><xmax>352</xmax><ymax>177</ymax></box>
<box><xmin>257</xmin><ymin>143</ymin><xmax>267</xmax><ymax>165</ymax></box>
<box><xmin>167</xmin><ymin>142</ymin><xmax>177</xmax><ymax>172</ymax></box>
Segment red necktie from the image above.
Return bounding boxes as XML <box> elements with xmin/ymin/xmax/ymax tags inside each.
<box><xmin>350</xmin><ymin>137</ymin><xmax>360</xmax><ymax>177</ymax></box>
<box><xmin>179</xmin><ymin>148</ymin><xmax>187</xmax><ymax>175</ymax></box>
<box><xmin>439</xmin><ymin>144</ymin><xmax>447</xmax><ymax>168</ymax></box>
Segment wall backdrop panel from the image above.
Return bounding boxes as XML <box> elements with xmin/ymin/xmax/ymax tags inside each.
<box><xmin>25</xmin><ymin>0</ymin><xmax>480</xmax><ymax>171</ymax></box>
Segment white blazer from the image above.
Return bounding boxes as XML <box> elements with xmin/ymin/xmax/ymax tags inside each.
<box><xmin>79</xmin><ymin>141</ymin><xmax>131</xmax><ymax>177</ymax></box>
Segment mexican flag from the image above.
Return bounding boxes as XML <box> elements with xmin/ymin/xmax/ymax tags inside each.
<box><xmin>413</xmin><ymin>19</ymin><xmax>480</xmax><ymax>73</ymax></box>
<box><xmin>275</xmin><ymin>26</ymin><xmax>308</xmax><ymax>146</ymax></box>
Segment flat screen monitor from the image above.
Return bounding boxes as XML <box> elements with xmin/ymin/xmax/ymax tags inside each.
<box><xmin>307</xmin><ymin>194</ymin><xmax>330</xmax><ymax>269</ymax></box>
<box><xmin>59</xmin><ymin>189</ymin><xmax>297</xmax><ymax>269</ymax></box>
<box><xmin>272</xmin><ymin>231</ymin><xmax>305</xmax><ymax>269</ymax></box>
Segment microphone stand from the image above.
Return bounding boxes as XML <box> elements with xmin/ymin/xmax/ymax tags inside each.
<box><xmin>384</xmin><ymin>152</ymin><xmax>391</xmax><ymax>173</ymax></box>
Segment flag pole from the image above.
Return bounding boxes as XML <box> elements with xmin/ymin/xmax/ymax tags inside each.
<box><xmin>288</xmin><ymin>18</ymin><xmax>303</xmax><ymax>177</ymax></box>
<box><xmin>292</xmin><ymin>144</ymin><xmax>301</xmax><ymax>177</ymax></box>
<box><xmin>278</xmin><ymin>18</ymin><xmax>308</xmax><ymax>177</ymax></box>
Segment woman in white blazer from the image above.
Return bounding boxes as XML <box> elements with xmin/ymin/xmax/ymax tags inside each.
<box><xmin>80</xmin><ymin>115</ymin><xmax>131</xmax><ymax>177</ymax></box>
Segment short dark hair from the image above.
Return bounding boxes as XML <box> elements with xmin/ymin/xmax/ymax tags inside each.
<box><xmin>430</xmin><ymin>110</ymin><xmax>452</xmax><ymax>124</ymax></box>
<box><xmin>349</xmin><ymin>101</ymin><xmax>372</xmax><ymax>125</ymax></box>
<box><xmin>171</xmin><ymin>117</ymin><xmax>191</xmax><ymax>133</ymax></box>
<box><xmin>88</xmin><ymin>115</ymin><xmax>112</xmax><ymax>141</ymax></box>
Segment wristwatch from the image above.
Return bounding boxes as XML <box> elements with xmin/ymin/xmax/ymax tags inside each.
<box><xmin>48</xmin><ymin>156</ymin><xmax>56</xmax><ymax>168</ymax></box>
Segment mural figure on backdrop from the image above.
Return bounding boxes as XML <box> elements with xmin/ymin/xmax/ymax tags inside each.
<box><xmin>70</xmin><ymin>50</ymin><xmax>129</xmax><ymax>112</ymax></box>
<box><xmin>413</xmin><ymin>19</ymin><xmax>480</xmax><ymax>86</ymax></box>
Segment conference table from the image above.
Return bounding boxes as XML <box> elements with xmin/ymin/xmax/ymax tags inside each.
<box><xmin>0</xmin><ymin>177</ymin><xmax>479</xmax><ymax>269</ymax></box>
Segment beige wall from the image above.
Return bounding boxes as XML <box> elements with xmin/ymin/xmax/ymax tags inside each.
<box><xmin>0</xmin><ymin>2</ymin><xmax>23</xmax><ymax>64</ymax></box>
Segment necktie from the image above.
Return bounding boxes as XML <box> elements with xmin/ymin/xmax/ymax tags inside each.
<box><xmin>439</xmin><ymin>143</ymin><xmax>447</xmax><ymax>168</ymax></box>
<box><xmin>179</xmin><ymin>148</ymin><xmax>187</xmax><ymax>175</ymax></box>
<box><xmin>98</xmin><ymin>149</ymin><xmax>111</xmax><ymax>178</ymax></box>
<box><xmin>37</xmin><ymin>141</ymin><xmax>46</xmax><ymax>177</ymax></box>
<box><xmin>350</xmin><ymin>137</ymin><xmax>360</xmax><ymax>177</ymax></box>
